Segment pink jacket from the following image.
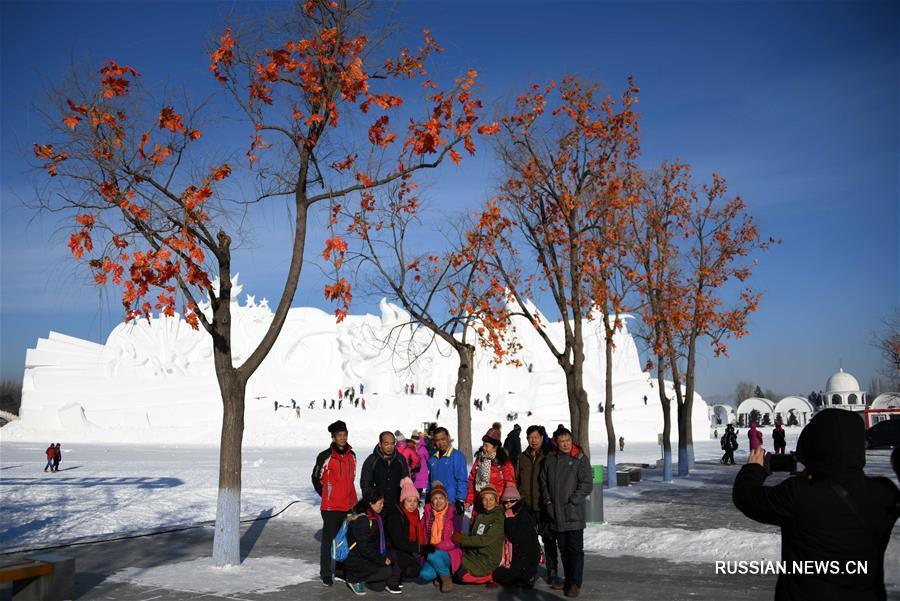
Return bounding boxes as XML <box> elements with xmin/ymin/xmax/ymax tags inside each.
<box><xmin>413</xmin><ymin>438</ymin><xmax>430</xmax><ymax>489</ymax></box>
<box><xmin>396</xmin><ymin>440</ymin><xmax>420</xmax><ymax>477</ymax></box>
<box><xmin>422</xmin><ymin>504</ymin><xmax>462</xmax><ymax>572</ymax></box>
<box><xmin>748</xmin><ymin>422</ymin><xmax>763</xmax><ymax>451</ymax></box>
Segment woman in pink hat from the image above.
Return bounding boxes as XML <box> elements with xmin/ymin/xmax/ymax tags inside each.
<box><xmin>383</xmin><ymin>477</ymin><xmax>433</xmax><ymax>593</ymax></box>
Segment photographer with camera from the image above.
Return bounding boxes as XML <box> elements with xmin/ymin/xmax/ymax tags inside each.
<box><xmin>733</xmin><ymin>409</ymin><xmax>899</xmax><ymax>601</ymax></box>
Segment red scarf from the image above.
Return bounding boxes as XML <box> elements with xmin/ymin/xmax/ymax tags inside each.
<box><xmin>404</xmin><ymin>506</ymin><xmax>422</xmax><ymax>544</ymax></box>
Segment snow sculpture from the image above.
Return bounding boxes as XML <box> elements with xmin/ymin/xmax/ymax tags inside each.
<box><xmin>6</xmin><ymin>277</ymin><xmax>708</xmax><ymax>445</ymax></box>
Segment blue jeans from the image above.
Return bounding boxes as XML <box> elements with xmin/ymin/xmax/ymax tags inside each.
<box><xmin>419</xmin><ymin>550</ymin><xmax>451</xmax><ymax>580</ymax></box>
<box><xmin>44</xmin><ymin>458</ymin><xmax>54</xmax><ymax>471</ymax></box>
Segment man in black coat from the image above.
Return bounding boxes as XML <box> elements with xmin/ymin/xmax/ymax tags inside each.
<box><xmin>504</xmin><ymin>424</ymin><xmax>523</xmax><ymax>466</ymax></box>
<box><xmin>360</xmin><ymin>431</ymin><xmax>410</xmax><ymax>506</ymax></box>
<box><xmin>733</xmin><ymin>409</ymin><xmax>900</xmax><ymax>601</ymax></box>
<box><xmin>540</xmin><ymin>428</ymin><xmax>592</xmax><ymax>598</ymax></box>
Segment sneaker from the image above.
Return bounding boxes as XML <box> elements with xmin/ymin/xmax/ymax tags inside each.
<box><xmin>321</xmin><ymin>576</ymin><xmax>333</xmax><ymax>587</ymax></box>
<box><xmin>386</xmin><ymin>584</ymin><xmax>402</xmax><ymax>594</ymax></box>
<box><xmin>565</xmin><ymin>584</ymin><xmax>580</xmax><ymax>597</ymax></box>
<box><xmin>550</xmin><ymin>577</ymin><xmax>565</xmax><ymax>590</ymax></box>
<box><xmin>347</xmin><ymin>581</ymin><xmax>367</xmax><ymax>596</ymax></box>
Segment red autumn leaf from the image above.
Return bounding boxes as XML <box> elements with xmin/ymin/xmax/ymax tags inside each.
<box><xmin>159</xmin><ymin>107</ymin><xmax>185</xmax><ymax>133</ymax></box>
<box><xmin>63</xmin><ymin>116</ymin><xmax>81</xmax><ymax>129</ymax></box>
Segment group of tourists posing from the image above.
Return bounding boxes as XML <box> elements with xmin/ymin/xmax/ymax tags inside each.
<box><xmin>311</xmin><ymin>420</ymin><xmax>592</xmax><ymax>597</ymax></box>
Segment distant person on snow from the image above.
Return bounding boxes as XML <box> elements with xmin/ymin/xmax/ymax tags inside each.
<box><xmin>772</xmin><ymin>422</ymin><xmax>786</xmax><ymax>454</ymax></box>
<box><xmin>311</xmin><ymin>420</ymin><xmax>357</xmax><ymax>587</ymax></box>
<box><xmin>360</xmin><ymin>431</ymin><xmax>410</xmax><ymax>507</ymax></box>
<box><xmin>733</xmin><ymin>409</ymin><xmax>900</xmax><ymax>601</ymax></box>
<box><xmin>618</xmin><ymin>436</ymin><xmax>625</xmax><ymax>452</ymax></box>
<box><xmin>52</xmin><ymin>443</ymin><xmax>61</xmax><ymax>472</ymax></box>
<box><xmin>721</xmin><ymin>424</ymin><xmax>738</xmax><ymax>465</ymax></box>
<box><xmin>44</xmin><ymin>443</ymin><xmax>55</xmax><ymax>472</ymax></box>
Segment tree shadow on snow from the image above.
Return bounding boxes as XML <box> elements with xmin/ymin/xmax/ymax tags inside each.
<box><xmin>0</xmin><ymin>465</ymin><xmax>24</xmax><ymax>471</ymax></box>
<box><xmin>240</xmin><ymin>508</ymin><xmax>273</xmax><ymax>560</ymax></box>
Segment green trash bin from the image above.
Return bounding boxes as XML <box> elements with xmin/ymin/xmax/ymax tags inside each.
<box><xmin>587</xmin><ymin>465</ymin><xmax>604</xmax><ymax>523</ymax></box>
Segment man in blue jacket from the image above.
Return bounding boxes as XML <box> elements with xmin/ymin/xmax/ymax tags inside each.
<box><xmin>427</xmin><ymin>426</ymin><xmax>468</xmax><ymax>528</ymax></box>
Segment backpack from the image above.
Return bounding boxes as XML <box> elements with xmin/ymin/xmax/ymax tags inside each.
<box><xmin>331</xmin><ymin>517</ymin><xmax>356</xmax><ymax>561</ymax></box>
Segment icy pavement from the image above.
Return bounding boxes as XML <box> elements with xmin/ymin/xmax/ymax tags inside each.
<box><xmin>1</xmin><ymin>437</ymin><xmax>899</xmax><ymax>599</ymax></box>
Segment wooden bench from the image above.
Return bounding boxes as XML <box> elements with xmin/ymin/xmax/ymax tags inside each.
<box><xmin>0</xmin><ymin>555</ymin><xmax>74</xmax><ymax>601</ymax></box>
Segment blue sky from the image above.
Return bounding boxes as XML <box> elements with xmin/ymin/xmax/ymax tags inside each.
<box><xmin>1</xmin><ymin>1</ymin><xmax>897</xmax><ymax>400</ymax></box>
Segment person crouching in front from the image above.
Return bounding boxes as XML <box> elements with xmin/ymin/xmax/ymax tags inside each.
<box><xmin>419</xmin><ymin>481</ymin><xmax>462</xmax><ymax>592</ymax></box>
<box><xmin>492</xmin><ymin>483</ymin><xmax>540</xmax><ymax>588</ymax></box>
<box><xmin>383</xmin><ymin>477</ymin><xmax>434</xmax><ymax>593</ymax></box>
<box><xmin>451</xmin><ymin>484</ymin><xmax>504</xmax><ymax>587</ymax></box>
<box><xmin>345</xmin><ymin>487</ymin><xmax>392</xmax><ymax>595</ymax></box>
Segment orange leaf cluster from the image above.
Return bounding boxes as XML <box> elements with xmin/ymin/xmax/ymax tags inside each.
<box><xmin>99</xmin><ymin>61</ymin><xmax>139</xmax><ymax>98</ymax></box>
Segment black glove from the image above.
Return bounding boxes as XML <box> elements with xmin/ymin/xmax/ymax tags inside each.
<box><xmin>455</xmin><ymin>500</ymin><xmax>466</xmax><ymax>515</ymax></box>
<box><xmin>420</xmin><ymin>544</ymin><xmax>436</xmax><ymax>555</ymax></box>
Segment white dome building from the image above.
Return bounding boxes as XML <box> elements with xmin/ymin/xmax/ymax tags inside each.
<box><xmin>823</xmin><ymin>368</ymin><xmax>866</xmax><ymax>412</ymax></box>
<box><xmin>736</xmin><ymin>397</ymin><xmax>775</xmax><ymax>427</ymax></box>
<box><xmin>774</xmin><ymin>396</ymin><xmax>814</xmax><ymax>427</ymax></box>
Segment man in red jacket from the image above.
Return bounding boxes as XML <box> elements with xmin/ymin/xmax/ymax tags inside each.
<box><xmin>311</xmin><ymin>420</ymin><xmax>358</xmax><ymax>587</ymax></box>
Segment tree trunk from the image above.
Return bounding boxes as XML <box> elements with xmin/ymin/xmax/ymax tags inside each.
<box><xmin>454</xmin><ymin>344</ymin><xmax>475</xmax><ymax>462</ymax></box>
<box><xmin>657</xmin><ymin>361</ymin><xmax>673</xmax><ymax>483</ymax></box>
<box><xmin>209</xmin><ymin>263</ymin><xmax>246</xmax><ymax>566</ymax></box>
<box><xmin>212</xmin><ymin>369</ymin><xmax>246</xmax><ymax>566</ymax></box>
<box><xmin>604</xmin><ymin>320</ymin><xmax>616</xmax><ymax>489</ymax></box>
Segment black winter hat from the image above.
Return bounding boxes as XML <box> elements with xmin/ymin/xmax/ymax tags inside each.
<box><xmin>796</xmin><ymin>409</ymin><xmax>865</xmax><ymax>476</ymax></box>
<box><xmin>328</xmin><ymin>420</ymin><xmax>348</xmax><ymax>436</ymax></box>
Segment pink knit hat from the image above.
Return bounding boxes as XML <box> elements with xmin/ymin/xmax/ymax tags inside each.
<box><xmin>500</xmin><ymin>482</ymin><xmax>521</xmax><ymax>502</ymax></box>
<box><xmin>399</xmin><ymin>477</ymin><xmax>419</xmax><ymax>503</ymax></box>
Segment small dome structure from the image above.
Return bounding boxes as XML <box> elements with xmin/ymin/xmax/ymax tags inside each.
<box><xmin>826</xmin><ymin>368</ymin><xmax>861</xmax><ymax>393</ymax></box>
<box><xmin>870</xmin><ymin>392</ymin><xmax>900</xmax><ymax>410</ymax></box>
<box><xmin>822</xmin><ymin>367</ymin><xmax>866</xmax><ymax>412</ymax></box>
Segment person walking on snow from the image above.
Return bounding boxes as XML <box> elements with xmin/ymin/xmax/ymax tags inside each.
<box><xmin>311</xmin><ymin>420</ymin><xmax>358</xmax><ymax>586</ymax></box>
<box><xmin>52</xmin><ymin>443</ymin><xmax>61</xmax><ymax>472</ymax></box>
<box><xmin>44</xmin><ymin>444</ymin><xmax>55</xmax><ymax>472</ymax></box>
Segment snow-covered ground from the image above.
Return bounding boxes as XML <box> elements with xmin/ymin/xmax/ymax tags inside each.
<box><xmin>0</xmin><ymin>431</ymin><xmax>792</xmax><ymax>553</ymax></box>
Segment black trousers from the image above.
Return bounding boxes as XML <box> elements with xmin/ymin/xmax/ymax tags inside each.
<box><xmin>555</xmin><ymin>528</ymin><xmax>584</xmax><ymax>587</ymax></box>
<box><xmin>722</xmin><ymin>450</ymin><xmax>735</xmax><ymax>465</ymax></box>
<box><xmin>320</xmin><ymin>510</ymin><xmax>346</xmax><ymax>578</ymax></box>
<box><xmin>362</xmin><ymin>564</ymin><xmax>393</xmax><ymax>590</ymax></box>
<box><xmin>538</xmin><ymin>516</ymin><xmax>559</xmax><ymax>575</ymax></box>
